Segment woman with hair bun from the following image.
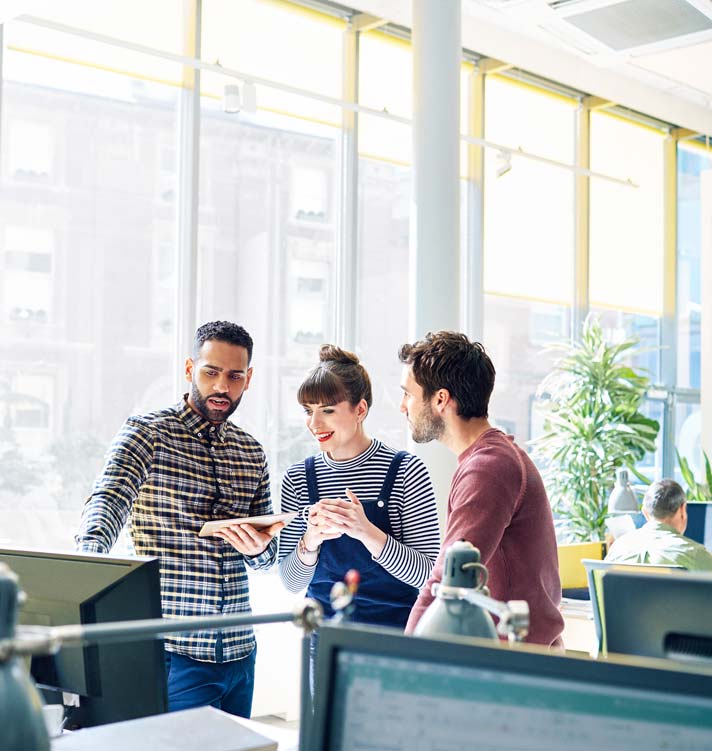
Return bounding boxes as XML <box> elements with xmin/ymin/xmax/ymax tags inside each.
<box><xmin>278</xmin><ymin>344</ymin><xmax>440</xmax><ymax>635</ymax></box>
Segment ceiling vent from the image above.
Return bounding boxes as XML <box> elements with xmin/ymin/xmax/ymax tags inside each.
<box><xmin>558</xmin><ymin>0</ymin><xmax>712</xmax><ymax>51</ymax></box>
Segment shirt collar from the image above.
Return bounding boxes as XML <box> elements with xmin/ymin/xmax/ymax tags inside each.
<box><xmin>644</xmin><ymin>519</ymin><xmax>679</xmax><ymax>535</ymax></box>
<box><xmin>321</xmin><ymin>439</ymin><xmax>379</xmax><ymax>471</ymax></box>
<box><xmin>178</xmin><ymin>394</ymin><xmax>229</xmax><ymax>442</ymax></box>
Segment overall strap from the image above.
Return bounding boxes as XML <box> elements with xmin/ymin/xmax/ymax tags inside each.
<box><xmin>377</xmin><ymin>451</ymin><xmax>408</xmax><ymax>504</ymax></box>
<box><xmin>304</xmin><ymin>456</ymin><xmax>320</xmax><ymax>505</ymax></box>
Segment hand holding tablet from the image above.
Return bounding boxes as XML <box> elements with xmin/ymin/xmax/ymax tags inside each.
<box><xmin>199</xmin><ymin>511</ymin><xmax>298</xmax><ymax>538</ymax></box>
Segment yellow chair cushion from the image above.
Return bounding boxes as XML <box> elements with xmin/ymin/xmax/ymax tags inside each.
<box><xmin>558</xmin><ymin>541</ymin><xmax>606</xmax><ymax>590</ymax></box>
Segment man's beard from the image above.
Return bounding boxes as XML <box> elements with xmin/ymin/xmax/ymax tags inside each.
<box><xmin>410</xmin><ymin>402</ymin><xmax>445</xmax><ymax>444</ymax></box>
<box><xmin>190</xmin><ymin>383</ymin><xmax>241</xmax><ymax>423</ymax></box>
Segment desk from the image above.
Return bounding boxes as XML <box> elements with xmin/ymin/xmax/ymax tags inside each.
<box><xmin>236</xmin><ymin>717</ymin><xmax>299</xmax><ymax>751</ymax></box>
<box><xmin>51</xmin><ymin>706</ymin><xmax>299</xmax><ymax>751</ymax></box>
<box><xmin>560</xmin><ymin>598</ymin><xmax>596</xmax><ymax>656</ymax></box>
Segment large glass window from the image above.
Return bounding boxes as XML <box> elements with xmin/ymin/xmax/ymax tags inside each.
<box><xmin>482</xmin><ymin>76</ymin><xmax>576</xmax><ymax>444</ymax></box>
<box><xmin>196</xmin><ymin>85</ymin><xmax>341</xmax><ymax>486</ymax></box>
<box><xmin>0</xmin><ymin>32</ymin><xmax>180</xmax><ymax>550</ymax></box>
<box><xmin>355</xmin><ymin>151</ymin><xmax>412</xmax><ymax>449</ymax></box>
<box><xmin>677</xmin><ymin>142</ymin><xmax>712</xmax><ymax>390</ymax></box>
<box><xmin>358</xmin><ymin>31</ymin><xmax>412</xmax><ymax>163</ymax></box>
<box><xmin>674</xmin><ymin>398</ymin><xmax>703</xmax><ymax>484</ymax></box>
<box><xmin>589</xmin><ymin>112</ymin><xmax>665</xmax><ymax>382</ymax></box>
<box><xmin>6</xmin><ymin>7</ymin><xmax>183</xmax><ymax>83</ymax></box>
<box><xmin>201</xmin><ymin>0</ymin><xmax>344</xmax><ymax>125</ymax></box>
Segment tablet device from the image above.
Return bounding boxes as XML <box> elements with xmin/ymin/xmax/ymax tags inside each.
<box><xmin>199</xmin><ymin>512</ymin><xmax>298</xmax><ymax>538</ymax></box>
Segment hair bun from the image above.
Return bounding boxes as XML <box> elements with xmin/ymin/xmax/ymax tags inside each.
<box><xmin>319</xmin><ymin>344</ymin><xmax>359</xmax><ymax>366</ymax></box>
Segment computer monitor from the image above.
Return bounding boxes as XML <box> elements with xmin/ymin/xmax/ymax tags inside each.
<box><xmin>0</xmin><ymin>547</ymin><xmax>168</xmax><ymax>728</ymax></box>
<box><xmin>603</xmin><ymin>568</ymin><xmax>712</xmax><ymax>662</ymax></box>
<box><xmin>684</xmin><ymin>501</ymin><xmax>712</xmax><ymax>550</ymax></box>
<box><xmin>311</xmin><ymin>624</ymin><xmax>712</xmax><ymax>751</ymax></box>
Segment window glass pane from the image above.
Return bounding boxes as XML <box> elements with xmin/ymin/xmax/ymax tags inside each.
<box><xmin>5</xmin><ymin>13</ymin><xmax>183</xmax><ymax>85</ymax></box>
<box><xmin>0</xmin><ymin>44</ymin><xmax>180</xmax><ymax>549</ymax></box>
<box><xmin>589</xmin><ymin>308</ymin><xmax>661</xmax><ymax>384</ymax></box>
<box><xmin>677</xmin><ymin>143</ymin><xmax>712</xmax><ymax>389</ymax></box>
<box><xmin>358</xmin><ymin>113</ymin><xmax>411</xmax><ymax>165</ymax></box>
<box><xmin>590</xmin><ymin>113</ymin><xmax>665</xmax><ymax>315</ymax></box>
<box><xmin>2</xmin><ymin>228</ymin><xmax>54</xmax><ymax>323</ymax></box>
<box><xmin>460</xmin><ymin>63</ymin><xmax>475</xmax><ymax>178</ymax></box>
<box><xmin>18</xmin><ymin>0</ymin><xmax>185</xmax><ymax>53</ymax></box>
<box><xmin>485</xmin><ymin>76</ymin><xmax>576</xmax><ymax>161</ymax></box>
<box><xmin>483</xmin><ymin>77</ymin><xmax>575</xmax><ymax>304</ymax></box>
<box><xmin>674</xmin><ymin>401</ymin><xmax>702</xmax><ymax>484</ymax></box>
<box><xmin>355</xmin><ymin>158</ymin><xmax>412</xmax><ymax>449</ymax></box>
<box><xmin>484</xmin><ymin>298</ymin><xmax>571</xmax><ymax>446</ymax></box>
<box><xmin>196</xmin><ymin>94</ymin><xmax>340</xmax><ymax>484</ymax></box>
<box><xmin>201</xmin><ymin>0</ymin><xmax>344</xmax><ymax>125</ymax></box>
<box><xmin>359</xmin><ymin>31</ymin><xmax>412</xmax><ymax>119</ymax></box>
<box><xmin>638</xmin><ymin>396</ymin><xmax>664</xmax><ymax>482</ymax></box>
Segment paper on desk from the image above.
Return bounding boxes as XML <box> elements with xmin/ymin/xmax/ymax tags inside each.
<box><xmin>606</xmin><ymin>514</ymin><xmax>637</xmax><ymax>540</ymax></box>
<box><xmin>52</xmin><ymin>706</ymin><xmax>278</xmax><ymax>751</ymax></box>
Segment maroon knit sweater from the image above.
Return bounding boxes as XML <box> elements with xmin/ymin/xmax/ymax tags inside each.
<box><xmin>406</xmin><ymin>428</ymin><xmax>564</xmax><ymax>647</ymax></box>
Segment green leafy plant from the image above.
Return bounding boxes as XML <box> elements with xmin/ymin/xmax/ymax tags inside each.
<box><xmin>532</xmin><ymin>314</ymin><xmax>660</xmax><ymax>542</ymax></box>
<box><xmin>676</xmin><ymin>449</ymin><xmax>712</xmax><ymax>503</ymax></box>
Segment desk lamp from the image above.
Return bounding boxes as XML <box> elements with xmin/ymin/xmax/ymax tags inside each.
<box><xmin>0</xmin><ymin>563</ymin><xmax>49</xmax><ymax>750</ymax></box>
<box><xmin>0</xmin><ymin>562</ymin><xmax>322</xmax><ymax>751</ymax></box>
<box><xmin>608</xmin><ymin>468</ymin><xmax>639</xmax><ymax>514</ymax></box>
<box><xmin>414</xmin><ymin>541</ymin><xmax>529</xmax><ymax>643</ymax></box>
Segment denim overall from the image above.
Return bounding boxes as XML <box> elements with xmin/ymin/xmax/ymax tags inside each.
<box><xmin>305</xmin><ymin>451</ymin><xmax>419</xmax><ymax>629</ymax></box>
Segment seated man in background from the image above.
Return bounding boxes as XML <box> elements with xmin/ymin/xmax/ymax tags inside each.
<box><xmin>605</xmin><ymin>478</ymin><xmax>712</xmax><ymax>571</ymax></box>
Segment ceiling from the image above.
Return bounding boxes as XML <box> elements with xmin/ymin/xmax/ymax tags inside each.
<box><xmin>4</xmin><ymin>0</ymin><xmax>712</xmax><ymax>133</ymax></box>
<box><xmin>350</xmin><ymin>0</ymin><xmax>712</xmax><ymax>134</ymax></box>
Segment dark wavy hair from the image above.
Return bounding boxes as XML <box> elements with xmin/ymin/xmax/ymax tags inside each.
<box><xmin>398</xmin><ymin>331</ymin><xmax>495</xmax><ymax>419</ymax></box>
<box><xmin>193</xmin><ymin>321</ymin><xmax>254</xmax><ymax>362</ymax></box>
<box><xmin>298</xmin><ymin>345</ymin><xmax>372</xmax><ymax>408</ymax></box>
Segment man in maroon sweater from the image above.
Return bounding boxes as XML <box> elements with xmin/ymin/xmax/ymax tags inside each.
<box><xmin>399</xmin><ymin>331</ymin><xmax>564</xmax><ymax>647</ymax></box>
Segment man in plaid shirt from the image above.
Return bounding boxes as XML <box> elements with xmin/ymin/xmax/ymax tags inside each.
<box><xmin>75</xmin><ymin>321</ymin><xmax>284</xmax><ymax>717</ymax></box>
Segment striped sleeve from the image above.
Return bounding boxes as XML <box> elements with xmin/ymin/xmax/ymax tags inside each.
<box><xmin>278</xmin><ymin>468</ymin><xmax>316</xmax><ymax>592</ymax></box>
<box><xmin>377</xmin><ymin>454</ymin><xmax>440</xmax><ymax>589</ymax></box>
<box><xmin>74</xmin><ymin>417</ymin><xmax>154</xmax><ymax>553</ymax></box>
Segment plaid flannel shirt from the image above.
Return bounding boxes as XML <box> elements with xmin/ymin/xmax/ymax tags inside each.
<box><xmin>75</xmin><ymin>397</ymin><xmax>276</xmax><ymax>662</ymax></box>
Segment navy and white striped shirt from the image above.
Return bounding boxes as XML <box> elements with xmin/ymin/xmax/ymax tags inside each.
<box><xmin>278</xmin><ymin>439</ymin><xmax>440</xmax><ymax>592</ymax></box>
<box><xmin>75</xmin><ymin>397</ymin><xmax>276</xmax><ymax>663</ymax></box>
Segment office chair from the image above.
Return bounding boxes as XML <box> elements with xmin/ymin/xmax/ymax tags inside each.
<box><xmin>557</xmin><ymin>541</ymin><xmax>606</xmax><ymax>599</ymax></box>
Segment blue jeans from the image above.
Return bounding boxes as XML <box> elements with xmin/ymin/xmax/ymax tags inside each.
<box><xmin>164</xmin><ymin>648</ymin><xmax>256</xmax><ymax>718</ymax></box>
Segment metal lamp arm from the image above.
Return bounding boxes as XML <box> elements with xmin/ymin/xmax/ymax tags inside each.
<box><xmin>433</xmin><ymin>583</ymin><xmax>529</xmax><ymax>643</ymax></box>
<box><xmin>1</xmin><ymin>600</ymin><xmax>322</xmax><ymax>659</ymax></box>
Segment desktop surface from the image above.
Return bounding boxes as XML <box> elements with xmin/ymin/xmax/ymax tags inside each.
<box><xmin>312</xmin><ymin>624</ymin><xmax>712</xmax><ymax>751</ymax></box>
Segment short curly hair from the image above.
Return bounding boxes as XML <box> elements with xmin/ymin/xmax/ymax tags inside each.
<box><xmin>398</xmin><ymin>331</ymin><xmax>495</xmax><ymax>419</ymax></box>
<box><xmin>193</xmin><ymin>321</ymin><xmax>253</xmax><ymax>362</ymax></box>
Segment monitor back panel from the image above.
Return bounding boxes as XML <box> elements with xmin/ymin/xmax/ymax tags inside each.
<box><xmin>603</xmin><ymin>569</ymin><xmax>712</xmax><ymax>661</ymax></box>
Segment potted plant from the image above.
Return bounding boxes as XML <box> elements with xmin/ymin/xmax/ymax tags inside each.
<box><xmin>532</xmin><ymin>314</ymin><xmax>660</xmax><ymax>542</ymax></box>
<box><xmin>677</xmin><ymin>448</ymin><xmax>712</xmax><ymax>503</ymax></box>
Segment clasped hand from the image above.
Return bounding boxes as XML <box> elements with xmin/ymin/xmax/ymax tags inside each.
<box><xmin>304</xmin><ymin>490</ymin><xmax>387</xmax><ymax>558</ymax></box>
<box><xmin>214</xmin><ymin>520</ymin><xmax>285</xmax><ymax>556</ymax></box>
